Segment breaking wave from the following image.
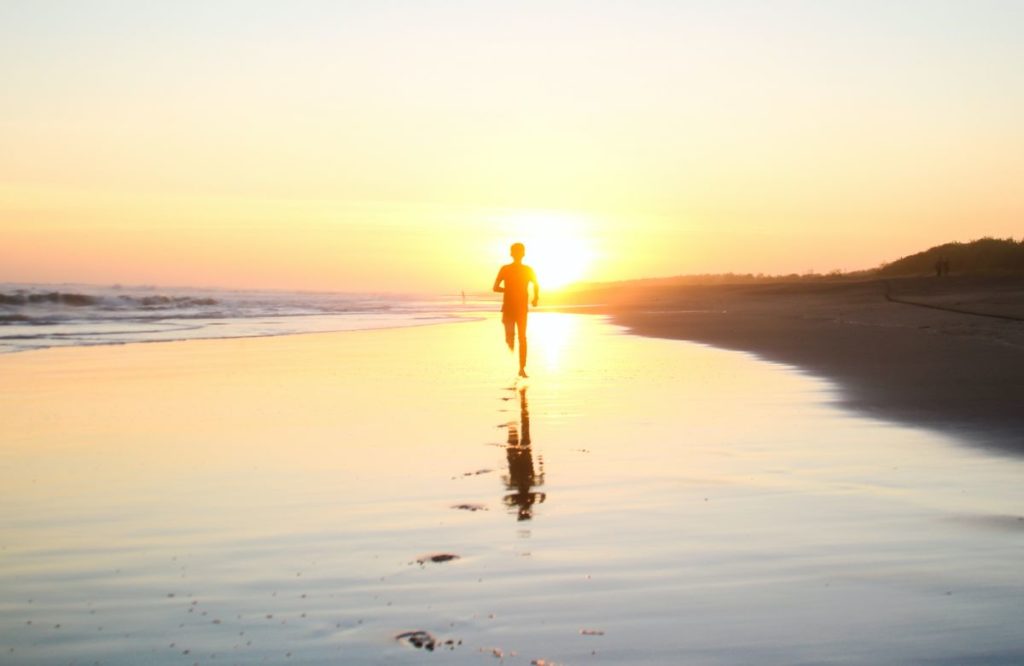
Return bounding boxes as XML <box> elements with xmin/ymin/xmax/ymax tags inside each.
<box><xmin>0</xmin><ymin>290</ymin><xmax>219</xmax><ymax>309</ymax></box>
<box><xmin>0</xmin><ymin>284</ymin><xmax>488</xmax><ymax>354</ymax></box>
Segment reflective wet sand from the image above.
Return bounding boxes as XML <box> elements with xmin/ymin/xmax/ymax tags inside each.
<box><xmin>2</xmin><ymin>314</ymin><xmax>1023</xmax><ymax>664</ymax></box>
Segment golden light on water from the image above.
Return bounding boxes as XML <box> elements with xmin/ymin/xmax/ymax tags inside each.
<box><xmin>529</xmin><ymin>312</ymin><xmax>581</xmax><ymax>371</ymax></box>
<box><xmin>491</xmin><ymin>210</ymin><xmax>598</xmax><ymax>290</ymax></box>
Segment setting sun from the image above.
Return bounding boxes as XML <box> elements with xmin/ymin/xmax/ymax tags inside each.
<box><xmin>491</xmin><ymin>211</ymin><xmax>598</xmax><ymax>290</ymax></box>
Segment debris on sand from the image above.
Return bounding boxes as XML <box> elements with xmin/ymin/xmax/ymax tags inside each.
<box><xmin>396</xmin><ymin>630</ymin><xmax>436</xmax><ymax>651</ymax></box>
<box><xmin>451</xmin><ymin>503</ymin><xmax>488</xmax><ymax>512</ymax></box>
<box><xmin>580</xmin><ymin>628</ymin><xmax>605</xmax><ymax>636</ymax></box>
<box><xmin>451</xmin><ymin>469</ymin><xmax>494</xmax><ymax>479</ymax></box>
<box><xmin>395</xmin><ymin>631</ymin><xmax>461</xmax><ymax>651</ymax></box>
<box><xmin>412</xmin><ymin>553</ymin><xmax>460</xmax><ymax>565</ymax></box>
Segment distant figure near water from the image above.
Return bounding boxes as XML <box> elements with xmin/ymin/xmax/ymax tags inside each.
<box><xmin>493</xmin><ymin>242</ymin><xmax>539</xmax><ymax>377</ymax></box>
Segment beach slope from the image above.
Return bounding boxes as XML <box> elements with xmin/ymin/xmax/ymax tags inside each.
<box><xmin>565</xmin><ymin>276</ymin><xmax>1024</xmax><ymax>451</ymax></box>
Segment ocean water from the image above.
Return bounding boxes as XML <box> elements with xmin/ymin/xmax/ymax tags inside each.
<box><xmin>0</xmin><ymin>283</ymin><xmax>480</xmax><ymax>354</ymax></box>
<box><xmin>2</xmin><ymin>314</ymin><xmax>1023</xmax><ymax>665</ymax></box>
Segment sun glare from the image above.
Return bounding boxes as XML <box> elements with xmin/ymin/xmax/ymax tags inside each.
<box><xmin>494</xmin><ymin>211</ymin><xmax>597</xmax><ymax>290</ymax></box>
<box><xmin>529</xmin><ymin>312</ymin><xmax>581</xmax><ymax>371</ymax></box>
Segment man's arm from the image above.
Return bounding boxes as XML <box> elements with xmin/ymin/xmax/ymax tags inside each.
<box><xmin>531</xmin><ymin>269</ymin><xmax>539</xmax><ymax>306</ymax></box>
<box><xmin>492</xmin><ymin>266</ymin><xmax>506</xmax><ymax>293</ymax></box>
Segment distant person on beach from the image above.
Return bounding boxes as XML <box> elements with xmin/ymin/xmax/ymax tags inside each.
<box><xmin>493</xmin><ymin>242</ymin><xmax>539</xmax><ymax>377</ymax></box>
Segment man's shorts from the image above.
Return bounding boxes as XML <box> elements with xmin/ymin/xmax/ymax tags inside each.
<box><xmin>502</xmin><ymin>309</ymin><xmax>527</xmax><ymax>328</ymax></box>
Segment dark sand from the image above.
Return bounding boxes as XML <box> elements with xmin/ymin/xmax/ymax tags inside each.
<box><xmin>560</xmin><ymin>275</ymin><xmax>1024</xmax><ymax>452</ymax></box>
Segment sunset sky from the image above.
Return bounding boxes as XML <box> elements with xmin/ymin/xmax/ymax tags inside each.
<box><xmin>2</xmin><ymin>1</ymin><xmax>1022</xmax><ymax>293</ymax></box>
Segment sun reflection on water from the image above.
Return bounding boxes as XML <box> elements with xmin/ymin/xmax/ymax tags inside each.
<box><xmin>528</xmin><ymin>312</ymin><xmax>581</xmax><ymax>371</ymax></box>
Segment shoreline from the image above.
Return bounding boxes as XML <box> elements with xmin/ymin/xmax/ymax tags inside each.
<box><xmin>0</xmin><ymin>313</ymin><xmax>483</xmax><ymax>357</ymax></box>
<box><xmin>560</xmin><ymin>276</ymin><xmax>1024</xmax><ymax>453</ymax></box>
<box><xmin>7</xmin><ymin>275</ymin><xmax>1024</xmax><ymax>452</ymax></box>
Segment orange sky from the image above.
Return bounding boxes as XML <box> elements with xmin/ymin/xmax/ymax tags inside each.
<box><xmin>2</xmin><ymin>2</ymin><xmax>1022</xmax><ymax>293</ymax></box>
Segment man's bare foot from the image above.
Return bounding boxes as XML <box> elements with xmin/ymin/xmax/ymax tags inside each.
<box><xmin>518</xmin><ymin>368</ymin><xmax>528</xmax><ymax>378</ymax></box>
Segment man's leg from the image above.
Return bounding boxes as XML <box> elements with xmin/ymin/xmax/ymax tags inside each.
<box><xmin>503</xmin><ymin>312</ymin><xmax>515</xmax><ymax>351</ymax></box>
<box><xmin>517</xmin><ymin>314</ymin><xmax>528</xmax><ymax>375</ymax></box>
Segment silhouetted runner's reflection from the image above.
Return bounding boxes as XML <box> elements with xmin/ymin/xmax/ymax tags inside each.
<box><xmin>493</xmin><ymin>242</ymin><xmax>539</xmax><ymax>378</ymax></box>
<box><xmin>503</xmin><ymin>387</ymin><xmax>545</xmax><ymax>521</ymax></box>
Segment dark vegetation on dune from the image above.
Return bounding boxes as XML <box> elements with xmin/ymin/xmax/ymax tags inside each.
<box><xmin>877</xmin><ymin>237</ymin><xmax>1024</xmax><ymax>277</ymax></box>
<box><xmin>556</xmin><ymin>238</ymin><xmax>1024</xmax><ymax>296</ymax></box>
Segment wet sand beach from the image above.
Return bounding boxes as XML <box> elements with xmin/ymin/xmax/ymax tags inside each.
<box><xmin>568</xmin><ymin>276</ymin><xmax>1024</xmax><ymax>451</ymax></box>
<box><xmin>3</xmin><ymin>313</ymin><xmax>1024</xmax><ymax>664</ymax></box>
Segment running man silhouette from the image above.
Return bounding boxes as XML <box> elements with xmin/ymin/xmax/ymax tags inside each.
<box><xmin>493</xmin><ymin>242</ymin><xmax>539</xmax><ymax>377</ymax></box>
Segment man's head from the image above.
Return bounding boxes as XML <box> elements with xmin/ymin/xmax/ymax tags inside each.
<box><xmin>510</xmin><ymin>243</ymin><xmax>526</xmax><ymax>261</ymax></box>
